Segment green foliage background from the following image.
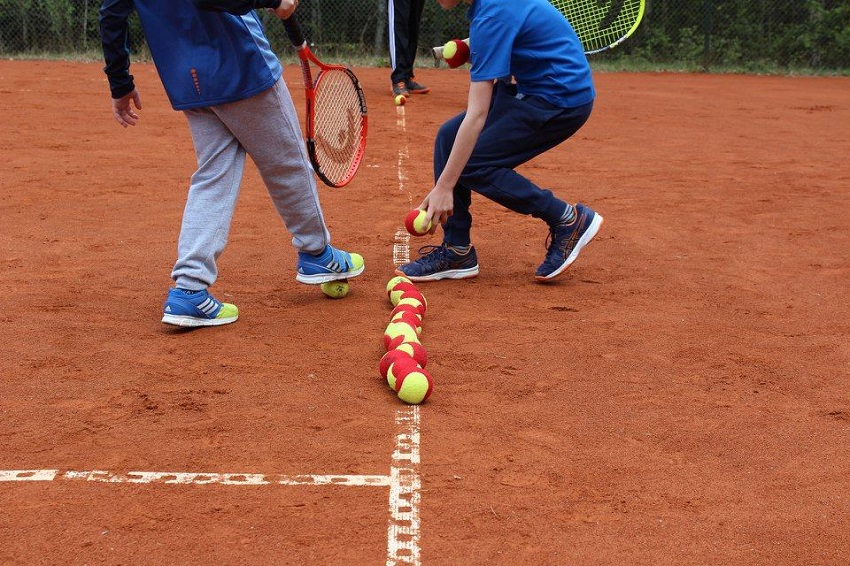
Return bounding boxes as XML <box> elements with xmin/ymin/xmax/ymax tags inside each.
<box><xmin>0</xmin><ymin>0</ymin><xmax>848</xmax><ymax>73</ymax></box>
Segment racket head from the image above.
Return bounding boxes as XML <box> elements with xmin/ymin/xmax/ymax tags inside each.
<box><xmin>551</xmin><ymin>0</ymin><xmax>646</xmax><ymax>54</ymax></box>
<box><xmin>307</xmin><ymin>67</ymin><xmax>368</xmax><ymax>188</ymax></box>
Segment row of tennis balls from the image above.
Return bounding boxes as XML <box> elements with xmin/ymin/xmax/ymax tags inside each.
<box><xmin>380</xmin><ymin>276</ymin><xmax>433</xmax><ymax>404</ymax></box>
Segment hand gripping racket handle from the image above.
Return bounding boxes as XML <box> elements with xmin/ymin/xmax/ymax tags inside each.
<box><xmin>282</xmin><ymin>16</ymin><xmax>306</xmax><ymax>49</ymax></box>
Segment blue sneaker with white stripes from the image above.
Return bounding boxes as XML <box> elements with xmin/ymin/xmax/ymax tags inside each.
<box><xmin>296</xmin><ymin>245</ymin><xmax>365</xmax><ymax>284</ymax></box>
<box><xmin>161</xmin><ymin>288</ymin><xmax>238</xmax><ymax>327</ymax></box>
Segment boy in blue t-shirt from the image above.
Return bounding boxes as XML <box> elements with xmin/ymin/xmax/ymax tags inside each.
<box><xmin>99</xmin><ymin>0</ymin><xmax>364</xmax><ymax>327</ymax></box>
<box><xmin>396</xmin><ymin>0</ymin><xmax>603</xmax><ymax>282</ymax></box>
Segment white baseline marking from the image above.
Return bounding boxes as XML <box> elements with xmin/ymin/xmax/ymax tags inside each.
<box><xmin>0</xmin><ymin>409</ymin><xmax>421</xmax><ymax>564</ymax></box>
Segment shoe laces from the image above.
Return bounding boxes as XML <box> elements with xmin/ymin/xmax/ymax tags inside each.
<box><xmin>415</xmin><ymin>244</ymin><xmax>451</xmax><ymax>270</ymax></box>
<box><xmin>543</xmin><ymin>224</ymin><xmax>571</xmax><ymax>260</ymax></box>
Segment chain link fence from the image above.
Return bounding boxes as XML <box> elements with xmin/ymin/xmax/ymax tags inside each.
<box><xmin>1</xmin><ymin>1</ymin><xmax>848</xmax><ymax>72</ymax></box>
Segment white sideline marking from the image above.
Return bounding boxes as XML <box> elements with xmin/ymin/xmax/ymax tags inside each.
<box><xmin>387</xmin><ymin>407</ymin><xmax>421</xmax><ymax>565</ymax></box>
<box><xmin>394</xmin><ymin>105</ymin><xmax>413</xmax><ymax>267</ymax></box>
<box><xmin>385</xmin><ymin>105</ymin><xmax>422</xmax><ymax>565</ymax></box>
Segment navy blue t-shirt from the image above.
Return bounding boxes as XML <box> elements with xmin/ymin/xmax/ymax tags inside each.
<box><xmin>468</xmin><ymin>0</ymin><xmax>595</xmax><ymax>108</ymax></box>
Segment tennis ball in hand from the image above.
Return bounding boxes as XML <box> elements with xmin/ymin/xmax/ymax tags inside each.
<box><xmin>396</xmin><ymin>367</ymin><xmax>433</xmax><ymax>404</ymax></box>
<box><xmin>443</xmin><ymin>39</ymin><xmax>470</xmax><ymax>68</ymax></box>
<box><xmin>405</xmin><ymin>209</ymin><xmax>432</xmax><ymax>236</ymax></box>
<box><xmin>394</xmin><ymin>94</ymin><xmax>407</xmax><ymax>106</ymax></box>
<box><xmin>320</xmin><ymin>279</ymin><xmax>349</xmax><ymax>298</ymax></box>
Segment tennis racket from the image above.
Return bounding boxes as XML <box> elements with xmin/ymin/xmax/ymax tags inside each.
<box><xmin>432</xmin><ymin>0</ymin><xmax>645</xmax><ymax>61</ymax></box>
<box><xmin>282</xmin><ymin>15</ymin><xmax>367</xmax><ymax>188</ymax></box>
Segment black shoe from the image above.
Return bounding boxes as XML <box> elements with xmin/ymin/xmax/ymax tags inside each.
<box><xmin>392</xmin><ymin>81</ymin><xmax>410</xmax><ymax>97</ymax></box>
<box><xmin>405</xmin><ymin>78</ymin><xmax>430</xmax><ymax>95</ymax></box>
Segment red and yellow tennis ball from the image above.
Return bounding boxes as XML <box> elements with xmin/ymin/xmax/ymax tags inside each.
<box><xmin>383</xmin><ymin>321</ymin><xmax>420</xmax><ymax>350</ymax></box>
<box><xmin>386</xmin><ymin>354</ymin><xmax>421</xmax><ymax>391</ymax></box>
<box><xmin>394</xmin><ymin>94</ymin><xmax>407</xmax><ymax>106</ymax></box>
<box><xmin>380</xmin><ymin>348</ymin><xmax>412</xmax><ymax>380</ymax></box>
<box><xmin>396</xmin><ymin>296</ymin><xmax>426</xmax><ymax>318</ymax></box>
<box><xmin>391</xmin><ymin>310</ymin><xmax>423</xmax><ymax>336</ymax></box>
<box><xmin>396</xmin><ymin>367</ymin><xmax>433</xmax><ymax>404</ymax></box>
<box><xmin>389</xmin><ymin>281</ymin><xmax>427</xmax><ymax>307</ymax></box>
<box><xmin>395</xmin><ymin>341</ymin><xmax>428</xmax><ymax>367</ymax></box>
<box><xmin>390</xmin><ymin>302</ymin><xmax>423</xmax><ymax>323</ymax></box>
<box><xmin>386</xmin><ymin>275</ymin><xmax>412</xmax><ymax>296</ymax></box>
<box><xmin>443</xmin><ymin>39</ymin><xmax>470</xmax><ymax>68</ymax></box>
<box><xmin>404</xmin><ymin>209</ymin><xmax>433</xmax><ymax>237</ymax></box>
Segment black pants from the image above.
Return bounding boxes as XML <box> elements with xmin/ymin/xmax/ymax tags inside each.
<box><xmin>388</xmin><ymin>0</ymin><xmax>425</xmax><ymax>84</ymax></box>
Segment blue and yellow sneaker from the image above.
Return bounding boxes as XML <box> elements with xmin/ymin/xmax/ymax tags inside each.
<box><xmin>395</xmin><ymin>244</ymin><xmax>479</xmax><ymax>282</ymax></box>
<box><xmin>296</xmin><ymin>245</ymin><xmax>365</xmax><ymax>284</ymax></box>
<box><xmin>161</xmin><ymin>288</ymin><xmax>238</xmax><ymax>327</ymax></box>
<box><xmin>535</xmin><ymin>203</ymin><xmax>603</xmax><ymax>281</ymax></box>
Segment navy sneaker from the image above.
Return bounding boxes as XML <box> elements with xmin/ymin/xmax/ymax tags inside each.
<box><xmin>395</xmin><ymin>244</ymin><xmax>479</xmax><ymax>281</ymax></box>
<box><xmin>535</xmin><ymin>203</ymin><xmax>603</xmax><ymax>281</ymax></box>
<box><xmin>391</xmin><ymin>81</ymin><xmax>409</xmax><ymax>97</ymax></box>
<box><xmin>405</xmin><ymin>78</ymin><xmax>430</xmax><ymax>95</ymax></box>
<box><xmin>296</xmin><ymin>245</ymin><xmax>365</xmax><ymax>284</ymax></box>
<box><xmin>162</xmin><ymin>288</ymin><xmax>238</xmax><ymax>327</ymax></box>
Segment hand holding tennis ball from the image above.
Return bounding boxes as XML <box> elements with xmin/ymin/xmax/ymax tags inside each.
<box><xmin>405</xmin><ymin>208</ymin><xmax>433</xmax><ymax>237</ymax></box>
<box><xmin>443</xmin><ymin>39</ymin><xmax>470</xmax><ymax>68</ymax></box>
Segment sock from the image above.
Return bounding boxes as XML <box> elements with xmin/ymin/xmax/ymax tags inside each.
<box><xmin>446</xmin><ymin>244</ymin><xmax>470</xmax><ymax>255</ymax></box>
<box><xmin>556</xmin><ymin>204</ymin><xmax>576</xmax><ymax>227</ymax></box>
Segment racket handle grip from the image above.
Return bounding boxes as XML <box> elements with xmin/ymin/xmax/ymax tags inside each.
<box><xmin>282</xmin><ymin>16</ymin><xmax>306</xmax><ymax>48</ymax></box>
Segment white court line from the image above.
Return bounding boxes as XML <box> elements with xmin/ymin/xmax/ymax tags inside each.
<box><xmin>0</xmin><ymin>406</ymin><xmax>421</xmax><ymax>565</ymax></box>
<box><xmin>386</xmin><ymin>103</ymin><xmax>422</xmax><ymax>565</ymax></box>
<box><xmin>393</xmin><ymin>105</ymin><xmax>413</xmax><ymax>268</ymax></box>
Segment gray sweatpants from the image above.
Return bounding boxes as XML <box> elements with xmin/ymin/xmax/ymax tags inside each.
<box><xmin>172</xmin><ymin>78</ymin><xmax>330</xmax><ymax>291</ymax></box>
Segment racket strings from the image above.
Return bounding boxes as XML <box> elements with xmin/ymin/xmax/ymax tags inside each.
<box><xmin>551</xmin><ymin>0</ymin><xmax>643</xmax><ymax>53</ymax></box>
<box><xmin>313</xmin><ymin>70</ymin><xmax>365</xmax><ymax>184</ymax></box>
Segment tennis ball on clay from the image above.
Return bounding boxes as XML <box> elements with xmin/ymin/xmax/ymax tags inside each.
<box><xmin>387</xmin><ymin>354</ymin><xmax>421</xmax><ymax>391</ymax></box>
<box><xmin>320</xmin><ymin>279</ymin><xmax>349</xmax><ymax>298</ymax></box>
<box><xmin>389</xmin><ymin>281</ymin><xmax>424</xmax><ymax>306</ymax></box>
<box><xmin>394</xmin><ymin>94</ymin><xmax>407</xmax><ymax>106</ymax></box>
<box><xmin>386</xmin><ymin>275</ymin><xmax>412</xmax><ymax>296</ymax></box>
<box><xmin>404</xmin><ymin>209</ymin><xmax>432</xmax><ymax>237</ymax></box>
<box><xmin>391</xmin><ymin>302</ymin><xmax>423</xmax><ymax>323</ymax></box>
<box><xmin>391</xmin><ymin>310</ymin><xmax>423</xmax><ymax>336</ymax></box>
<box><xmin>396</xmin><ymin>296</ymin><xmax>426</xmax><ymax>318</ymax></box>
<box><xmin>380</xmin><ymin>348</ymin><xmax>412</xmax><ymax>380</ymax></box>
<box><xmin>443</xmin><ymin>39</ymin><xmax>470</xmax><ymax>69</ymax></box>
<box><xmin>383</xmin><ymin>321</ymin><xmax>420</xmax><ymax>351</ymax></box>
<box><xmin>396</xmin><ymin>367</ymin><xmax>433</xmax><ymax>404</ymax></box>
<box><xmin>395</xmin><ymin>341</ymin><xmax>428</xmax><ymax>367</ymax></box>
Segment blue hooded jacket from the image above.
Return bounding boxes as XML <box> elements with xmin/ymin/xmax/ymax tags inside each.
<box><xmin>100</xmin><ymin>0</ymin><xmax>284</xmax><ymax>110</ymax></box>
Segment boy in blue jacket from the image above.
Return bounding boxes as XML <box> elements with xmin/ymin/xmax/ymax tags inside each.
<box><xmin>100</xmin><ymin>0</ymin><xmax>364</xmax><ymax>327</ymax></box>
<box><xmin>396</xmin><ymin>0</ymin><xmax>603</xmax><ymax>282</ymax></box>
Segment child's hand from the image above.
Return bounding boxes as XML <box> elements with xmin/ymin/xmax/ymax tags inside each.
<box><xmin>269</xmin><ymin>0</ymin><xmax>298</xmax><ymax>19</ymax></box>
<box><xmin>111</xmin><ymin>89</ymin><xmax>141</xmax><ymax>128</ymax></box>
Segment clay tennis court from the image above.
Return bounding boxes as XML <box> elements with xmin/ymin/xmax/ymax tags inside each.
<box><xmin>1</xmin><ymin>60</ymin><xmax>849</xmax><ymax>564</ymax></box>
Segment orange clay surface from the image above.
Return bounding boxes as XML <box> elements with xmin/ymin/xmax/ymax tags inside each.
<box><xmin>1</xmin><ymin>60</ymin><xmax>849</xmax><ymax>565</ymax></box>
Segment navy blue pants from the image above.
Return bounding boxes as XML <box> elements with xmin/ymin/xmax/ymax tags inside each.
<box><xmin>436</xmin><ymin>81</ymin><xmax>593</xmax><ymax>247</ymax></box>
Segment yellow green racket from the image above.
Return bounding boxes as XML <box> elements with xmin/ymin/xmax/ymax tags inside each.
<box><xmin>432</xmin><ymin>0</ymin><xmax>645</xmax><ymax>61</ymax></box>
